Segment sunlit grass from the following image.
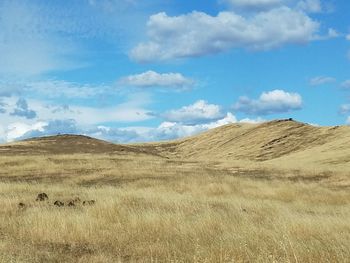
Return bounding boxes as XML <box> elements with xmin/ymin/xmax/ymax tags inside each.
<box><xmin>0</xmin><ymin>154</ymin><xmax>349</xmax><ymax>262</ymax></box>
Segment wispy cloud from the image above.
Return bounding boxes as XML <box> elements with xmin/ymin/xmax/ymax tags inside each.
<box><xmin>339</xmin><ymin>104</ymin><xmax>350</xmax><ymax>115</ymax></box>
<box><xmin>341</xmin><ymin>80</ymin><xmax>350</xmax><ymax>89</ymax></box>
<box><xmin>309</xmin><ymin>76</ymin><xmax>336</xmax><ymax>86</ymax></box>
<box><xmin>222</xmin><ymin>0</ymin><xmax>284</xmax><ymax>11</ymax></box>
<box><xmin>296</xmin><ymin>0</ymin><xmax>322</xmax><ymax>13</ymax></box>
<box><xmin>120</xmin><ymin>71</ymin><xmax>195</xmax><ymax>89</ymax></box>
<box><xmin>0</xmin><ymin>1</ymin><xmax>85</xmax><ymax>76</ymax></box>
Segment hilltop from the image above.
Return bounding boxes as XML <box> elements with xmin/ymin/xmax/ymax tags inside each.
<box><xmin>0</xmin><ymin>134</ymin><xmax>160</xmax><ymax>156</ymax></box>
<box><xmin>1</xmin><ymin>119</ymin><xmax>350</xmax><ymax>173</ymax></box>
<box><xmin>141</xmin><ymin>119</ymin><xmax>350</xmax><ymax>172</ymax></box>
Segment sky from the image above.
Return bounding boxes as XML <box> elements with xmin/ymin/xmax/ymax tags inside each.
<box><xmin>0</xmin><ymin>0</ymin><xmax>349</xmax><ymax>143</ymax></box>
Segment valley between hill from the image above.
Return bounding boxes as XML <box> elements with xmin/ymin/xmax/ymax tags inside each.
<box><xmin>0</xmin><ymin>119</ymin><xmax>349</xmax><ymax>262</ymax></box>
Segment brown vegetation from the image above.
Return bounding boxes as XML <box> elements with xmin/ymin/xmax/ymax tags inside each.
<box><xmin>0</xmin><ymin>120</ymin><xmax>349</xmax><ymax>262</ymax></box>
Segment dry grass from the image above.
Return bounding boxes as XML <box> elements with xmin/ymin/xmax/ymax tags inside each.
<box><xmin>0</xmin><ymin>153</ymin><xmax>349</xmax><ymax>262</ymax></box>
<box><xmin>1</xmin><ymin>120</ymin><xmax>350</xmax><ymax>262</ymax></box>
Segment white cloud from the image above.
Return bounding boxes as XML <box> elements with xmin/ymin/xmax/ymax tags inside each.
<box><xmin>326</xmin><ymin>28</ymin><xmax>340</xmax><ymax>38</ymax></box>
<box><xmin>6</xmin><ymin>121</ymin><xmax>47</xmax><ymax>142</ymax></box>
<box><xmin>140</xmin><ymin>112</ymin><xmax>237</xmax><ymax>141</ymax></box>
<box><xmin>239</xmin><ymin>117</ymin><xmax>266</xmax><ymax>124</ymax></box>
<box><xmin>296</xmin><ymin>0</ymin><xmax>322</xmax><ymax>13</ymax></box>
<box><xmin>234</xmin><ymin>89</ymin><xmax>302</xmax><ymax>115</ymax></box>
<box><xmin>312</xmin><ymin>28</ymin><xmax>340</xmax><ymax>41</ymax></box>
<box><xmin>0</xmin><ymin>112</ymin><xmax>239</xmax><ymax>143</ymax></box>
<box><xmin>309</xmin><ymin>76</ymin><xmax>336</xmax><ymax>86</ymax></box>
<box><xmin>346</xmin><ymin>117</ymin><xmax>350</xmax><ymax>125</ymax></box>
<box><xmin>346</xmin><ymin>34</ymin><xmax>350</xmax><ymax>41</ymax></box>
<box><xmin>88</xmin><ymin>0</ymin><xmax>138</xmax><ymax>11</ymax></box>
<box><xmin>0</xmin><ymin>81</ymin><xmax>24</xmax><ymax>97</ymax></box>
<box><xmin>130</xmin><ymin>7</ymin><xmax>320</xmax><ymax>62</ymax></box>
<box><xmin>10</xmin><ymin>98</ymin><xmax>37</xmax><ymax>119</ymax></box>
<box><xmin>0</xmin><ymin>93</ymin><xmax>153</xmax><ymax>127</ymax></box>
<box><xmin>341</xmin><ymin>80</ymin><xmax>350</xmax><ymax>89</ymax></box>
<box><xmin>87</xmin><ymin>125</ymin><xmax>141</xmax><ymax>143</ymax></box>
<box><xmin>120</xmin><ymin>71</ymin><xmax>194</xmax><ymax>88</ymax></box>
<box><xmin>339</xmin><ymin>104</ymin><xmax>350</xmax><ymax>115</ymax></box>
<box><xmin>223</xmin><ymin>0</ymin><xmax>284</xmax><ymax>10</ymax></box>
<box><xmin>163</xmin><ymin>100</ymin><xmax>225</xmax><ymax>125</ymax></box>
<box><xmin>0</xmin><ymin>79</ymin><xmax>115</xmax><ymax>99</ymax></box>
<box><xmin>0</xmin><ymin>125</ymin><xmax>5</xmax><ymax>143</ymax></box>
<box><xmin>0</xmin><ymin>100</ymin><xmax>7</xmax><ymax>113</ymax></box>
<box><xmin>27</xmin><ymin>80</ymin><xmax>112</xmax><ymax>99</ymax></box>
<box><xmin>0</xmin><ymin>98</ymin><xmax>243</xmax><ymax>143</ymax></box>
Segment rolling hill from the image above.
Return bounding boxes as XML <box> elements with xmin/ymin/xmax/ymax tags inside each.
<box><xmin>1</xmin><ymin>119</ymin><xmax>349</xmax><ymax>262</ymax></box>
<box><xmin>1</xmin><ymin>119</ymin><xmax>350</xmax><ymax>173</ymax></box>
<box><xmin>140</xmin><ymin>119</ymin><xmax>350</xmax><ymax>173</ymax></box>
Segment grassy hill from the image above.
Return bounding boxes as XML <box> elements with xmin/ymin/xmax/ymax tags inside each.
<box><xmin>0</xmin><ymin>119</ymin><xmax>349</xmax><ymax>262</ymax></box>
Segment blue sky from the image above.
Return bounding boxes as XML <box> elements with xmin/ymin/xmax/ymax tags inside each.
<box><xmin>0</xmin><ymin>0</ymin><xmax>349</xmax><ymax>143</ymax></box>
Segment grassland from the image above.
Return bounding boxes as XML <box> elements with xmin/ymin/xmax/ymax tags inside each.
<box><xmin>0</xmin><ymin>120</ymin><xmax>349</xmax><ymax>262</ymax></box>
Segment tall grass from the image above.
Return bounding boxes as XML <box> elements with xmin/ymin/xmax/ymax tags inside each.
<box><xmin>0</xmin><ymin>154</ymin><xmax>349</xmax><ymax>262</ymax></box>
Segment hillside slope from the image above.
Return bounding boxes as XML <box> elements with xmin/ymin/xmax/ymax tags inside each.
<box><xmin>0</xmin><ymin>134</ymin><xmax>156</xmax><ymax>156</ymax></box>
<box><xmin>143</xmin><ymin>119</ymin><xmax>350</xmax><ymax>171</ymax></box>
<box><xmin>1</xmin><ymin>119</ymin><xmax>350</xmax><ymax>172</ymax></box>
<box><xmin>169</xmin><ymin>119</ymin><xmax>340</xmax><ymax>160</ymax></box>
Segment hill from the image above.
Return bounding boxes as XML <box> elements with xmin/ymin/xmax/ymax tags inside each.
<box><xmin>1</xmin><ymin>119</ymin><xmax>350</xmax><ymax>173</ymax></box>
<box><xmin>0</xmin><ymin>134</ymin><xmax>124</xmax><ymax>155</ymax></box>
<box><xmin>141</xmin><ymin>119</ymin><xmax>350</xmax><ymax>173</ymax></box>
<box><xmin>0</xmin><ymin>119</ymin><xmax>349</xmax><ymax>262</ymax></box>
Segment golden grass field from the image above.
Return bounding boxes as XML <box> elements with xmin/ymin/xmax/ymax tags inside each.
<box><xmin>0</xmin><ymin>120</ymin><xmax>349</xmax><ymax>262</ymax></box>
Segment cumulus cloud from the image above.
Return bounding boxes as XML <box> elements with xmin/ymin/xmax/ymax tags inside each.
<box><xmin>143</xmin><ymin>112</ymin><xmax>237</xmax><ymax>141</ymax></box>
<box><xmin>0</xmin><ymin>98</ymin><xmax>243</xmax><ymax>143</ymax></box>
<box><xmin>130</xmin><ymin>7</ymin><xmax>320</xmax><ymax>62</ymax></box>
<box><xmin>87</xmin><ymin>125</ymin><xmax>141</xmax><ymax>143</ymax></box>
<box><xmin>1</xmin><ymin>112</ymin><xmax>238</xmax><ymax>143</ymax></box>
<box><xmin>10</xmin><ymin>98</ymin><xmax>37</xmax><ymax>119</ymax></box>
<box><xmin>14</xmin><ymin>119</ymin><xmax>78</xmax><ymax>141</ymax></box>
<box><xmin>309</xmin><ymin>76</ymin><xmax>336</xmax><ymax>86</ymax></box>
<box><xmin>120</xmin><ymin>71</ymin><xmax>194</xmax><ymax>88</ymax></box>
<box><xmin>341</xmin><ymin>80</ymin><xmax>350</xmax><ymax>89</ymax></box>
<box><xmin>234</xmin><ymin>89</ymin><xmax>302</xmax><ymax>115</ymax></box>
<box><xmin>6</xmin><ymin>121</ymin><xmax>47</xmax><ymax>142</ymax></box>
<box><xmin>162</xmin><ymin>100</ymin><xmax>225</xmax><ymax>125</ymax></box>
